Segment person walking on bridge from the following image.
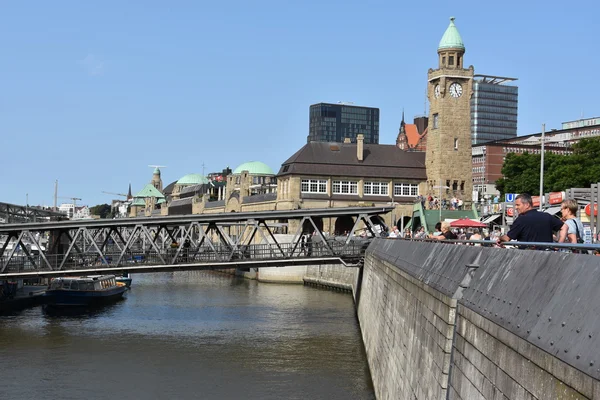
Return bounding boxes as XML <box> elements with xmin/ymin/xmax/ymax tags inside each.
<box><xmin>497</xmin><ymin>193</ymin><xmax>563</xmax><ymax>245</ymax></box>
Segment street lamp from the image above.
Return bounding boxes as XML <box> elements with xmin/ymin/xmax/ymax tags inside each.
<box><xmin>539</xmin><ymin>123</ymin><xmax>546</xmax><ymax>211</ymax></box>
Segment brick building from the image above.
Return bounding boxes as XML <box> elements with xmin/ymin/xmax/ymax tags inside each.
<box><xmin>472</xmin><ymin>117</ymin><xmax>600</xmax><ymax>198</ymax></box>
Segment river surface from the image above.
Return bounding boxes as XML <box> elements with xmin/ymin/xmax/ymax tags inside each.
<box><xmin>0</xmin><ymin>272</ymin><xmax>375</xmax><ymax>400</ymax></box>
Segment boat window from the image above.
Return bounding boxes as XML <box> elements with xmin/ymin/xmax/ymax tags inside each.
<box><xmin>94</xmin><ymin>282</ymin><xmax>102</xmax><ymax>290</ymax></box>
<box><xmin>70</xmin><ymin>281</ymin><xmax>79</xmax><ymax>290</ymax></box>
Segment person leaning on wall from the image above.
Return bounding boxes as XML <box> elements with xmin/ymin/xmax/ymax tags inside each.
<box><xmin>429</xmin><ymin>221</ymin><xmax>457</xmax><ymax>241</ymax></box>
<box><xmin>558</xmin><ymin>199</ymin><xmax>584</xmax><ymax>252</ymax></box>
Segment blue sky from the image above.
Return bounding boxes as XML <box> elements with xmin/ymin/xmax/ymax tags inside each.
<box><xmin>1</xmin><ymin>0</ymin><xmax>599</xmax><ymax>207</ymax></box>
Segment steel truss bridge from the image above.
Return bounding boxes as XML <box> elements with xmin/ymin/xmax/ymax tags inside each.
<box><xmin>0</xmin><ymin>207</ymin><xmax>392</xmax><ymax>279</ymax></box>
<box><xmin>0</xmin><ymin>202</ymin><xmax>66</xmax><ymax>224</ymax></box>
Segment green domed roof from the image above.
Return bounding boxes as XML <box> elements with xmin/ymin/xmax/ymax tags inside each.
<box><xmin>438</xmin><ymin>17</ymin><xmax>465</xmax><ymax>51</ymax></box>
<box><xmin>176</xmin><ymin>173</ymin><xmax>209</xmax><ymax>185</ymax></box>
<box><xmin>233</xmin><ymin>161</ymin><xmax>274</xmax><ymax>175</ymax></box>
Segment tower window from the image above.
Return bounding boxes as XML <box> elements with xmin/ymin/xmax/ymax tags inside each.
<box><xmin>433</xmin><ymin>113</ymin><xmax>439</xmax><ymax>129</ymax></box>
<box><xmin>442</xmin><ymin>56</ymin><xmax>446</xmax><ymax>66</ymax></box>
<box><xmin>448</xmin><ymin>55</ymin><xmax>454</xmax><ymax>66</ymax></box>
<box><xmin>457</xmin><ymin>55</ymin><xmax>461</xmax><ymax>67</ymax></box>
<box><xmin>454</xmin><ymin>138</ymin><xmax>458</xmax><ymax>150</ymax></box>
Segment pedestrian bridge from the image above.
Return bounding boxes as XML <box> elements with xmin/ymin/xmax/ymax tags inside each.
<box><xmin>0</xmin><ymin>206</ymin><xmax>390</xmax><ymax>279</ymax></box>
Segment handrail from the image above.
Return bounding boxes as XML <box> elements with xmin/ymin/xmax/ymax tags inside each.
<box><xmin>386</xmin><ymin>237</ymin><xmax>600</xmax><ymax>252</ymax></box>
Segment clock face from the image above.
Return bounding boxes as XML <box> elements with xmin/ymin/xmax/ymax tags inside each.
<box><xmin>449</xmin><ymin>82</ymin><xmax>463</xmax><ymax>98</ymax></box>
<box><xmin>434</xmin><ymin>84</ymin><xmax>440</xmax><ymax>98</ymax></box>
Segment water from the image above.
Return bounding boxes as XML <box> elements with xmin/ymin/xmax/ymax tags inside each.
<box><xmin>0</xmin><ymin>272</ymin><xmax>375</xmax><ymax>400</ymax></box>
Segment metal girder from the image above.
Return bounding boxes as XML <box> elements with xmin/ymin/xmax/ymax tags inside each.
<box><xmin>23</xmin><ymin>230</ymin><xmax>53</xmax><ymax>271</ymax></box>
<box><xmin>0</xmin><ymin>234</ymin><xmax>13</xmax><ymax>258</ymax></box>
<box><xmin>116</xmin><ymin>225</ymin><xmax>141</xmax><ymax>265</ymax></box>
<box><xmin>259</xmin><ymin>220</ymin><xmax>285</xmax><ymax>258</ymax></box>
<box><xmin>0</xmin><ymin>206</ymin><xmax>386</xmax><ymax>275</ymax></box>
<box><xmin>0</xmin><ymin>206</ymin><xmax>394</xmax><ymax>233</ymax></box>
<box><xmin>58</xmin><ymin>228</ymin><xmax>85</xmax><ymax>270</ymax></box>
<box><xmin>287</xmin><ymin>216</ymin><xmax>308</xmax><ymax>257</ymax></box>
<box><xmin>140</xmin><ymin>226</ymin><xmax>166</xmax><ymax>264</ymax></box>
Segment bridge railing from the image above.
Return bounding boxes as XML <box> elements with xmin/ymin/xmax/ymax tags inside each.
<box><xmin>0</xmin><ymin>239</ymin><xmax>369</xmax><ymax>274</ymax></box>
<box><xmin>386</xmin><ymin>237</ymin><xmax>600</xmax><ymax>253</ymax></box>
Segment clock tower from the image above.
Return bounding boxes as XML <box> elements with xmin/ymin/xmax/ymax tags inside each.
<box><xmin>426</xmin><ymin>17</ymin><xmax>474</xmax><ymax>201</ymax></box>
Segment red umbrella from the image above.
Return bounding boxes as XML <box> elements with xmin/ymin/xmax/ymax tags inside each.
<box><xmin>449</xmin><ymin>218</ymin><xmax>487</xmax><ymax>228</ymax></box>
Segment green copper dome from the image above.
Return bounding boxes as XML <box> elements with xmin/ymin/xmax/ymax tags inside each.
<box><xmin>233</xmin><ymin>161</ymin><xmax>274</xmax><ymax>175</ymax></box>
<box><xmin>134</xmin><ymin>184</ymin><xmax>165</xmax><ymax>199</ymax></box>
<box><xmin>438</xmin><ymin>17</ymin><xmax>465</xmax><ymax>51</ymax></box>
<box><xmin>176</xmin><ymin>173</ymin><xmax>209</xmax><ymax>186</ymax></box>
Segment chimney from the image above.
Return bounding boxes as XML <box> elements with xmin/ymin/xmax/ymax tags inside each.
<box><xmin>357</xmin><ymin>134</ymin><xmax>364</xmax><ymax>161</ymax></box>
<box><xmin>344</xmin><ymin>137</ymin><xmax>351</xmax><ymax>144</ymax></box>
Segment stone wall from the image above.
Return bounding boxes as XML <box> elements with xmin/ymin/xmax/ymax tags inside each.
<box><xmin>304</xmin><ymin>264</ymin><xmax>360</xmax><ymax>294</ymax></box>
<box><xmin>358</xmin><ymin>239</ymin><xmax>600</xmax><ymax>399</ymax></box>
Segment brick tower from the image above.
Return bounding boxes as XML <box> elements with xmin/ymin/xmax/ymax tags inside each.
<box><xmin>425</xmin><ymin>17</ymin><xmax>474</xmax><ymax>201</ymax></box>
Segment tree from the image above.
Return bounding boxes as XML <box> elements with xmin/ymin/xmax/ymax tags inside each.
<box><xmin>495</xmin><ymin>137</ymin><xmax>600</xmax><ymax>196</ymax></box>
<box><xmin>90</xmin><ymin>204</ymin><xmax>112</xmax><ymax>219</ymax></box>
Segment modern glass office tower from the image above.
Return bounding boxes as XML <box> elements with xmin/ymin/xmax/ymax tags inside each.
<box><xmin>470</xmin><ymin>75</ymin><xmax>518</xmax><ymax>145</ymax></box>
<box><xmin>308</xmin><ymin>103</ymin><xmax>380</xmax><ymax>144</ymax></box>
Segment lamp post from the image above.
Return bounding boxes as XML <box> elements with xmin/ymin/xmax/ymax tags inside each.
<box><xmin>539</xmin><ymin>123</ymin><xmax>545</xmax><ymax>211</ymax></box>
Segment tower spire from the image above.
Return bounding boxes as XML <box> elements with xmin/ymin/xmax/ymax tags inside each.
<box><xmin>401</xmin><ymin>108</ymin><xmax>405</xmax><ymax>128</ymax></box>
<box><xmin>127</xmin><ymin>183</ymin><xmax>132</xmax><ymax>200</ymax></box>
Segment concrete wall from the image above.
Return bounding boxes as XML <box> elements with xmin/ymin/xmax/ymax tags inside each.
<box><xmin>304</xmin><ymin>264</ymin><xmax>360</xmax><ymax>299</ymax></box>
<box><xmin>358</xmin><ymin>239</ymin><xmax>600</xmax><ymax>400</ymax></box>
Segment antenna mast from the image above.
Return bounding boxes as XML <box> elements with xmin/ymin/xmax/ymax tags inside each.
<box><xmin>54</xmin><ymin>180</ymin><xmax>58</xmax><ymax>211</ymax></box>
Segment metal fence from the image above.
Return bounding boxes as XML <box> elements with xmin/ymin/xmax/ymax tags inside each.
<box><xmin>0</xmin><ymin>239</ymin><xmax>370</xmax><ymax>274</ymax></box>
<box><xmin>388</xmin><ymin>237</ymin><xmax>600</xmax><ymax>253</ymax></box>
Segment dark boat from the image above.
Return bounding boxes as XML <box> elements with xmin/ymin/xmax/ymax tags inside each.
<box><xmin>43</xmin><ymin>275</ymin><xmax>127</xmax><ymax>308</ymax></box>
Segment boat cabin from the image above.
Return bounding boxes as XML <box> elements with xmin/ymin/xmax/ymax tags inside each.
<box><xmin>49</xmin><ymin>275</ymin><xmax>118</xmax><ymax>291</ymax></box>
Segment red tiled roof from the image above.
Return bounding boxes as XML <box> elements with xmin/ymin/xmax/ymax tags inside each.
<box><xmin>404</xmin><ymin>124</ymin><xmax>422</xmax><ymax>149</ymax></box>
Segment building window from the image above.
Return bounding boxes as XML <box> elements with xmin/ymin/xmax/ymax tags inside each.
<box><xmin>433</xmin><ymin>113</ymin><xmax>439</xmax><ymax>129</ymax></box>
<box><xmin>364</xmin><ymin>182</ymin><xmax>389</xmax><ymax>196</ymax></box>
<box><xmin>442</xmin><ymin>56</ymin><xmax>446</xmax><ymax>66</ymax></box>
<box><xmin>449</xmin><ymin>55</ymin><xmax>454</xmax><ymax>66</ymax></box>
<box><xmin>301</xmin><ymin>179</ymin><xmax>327</xmax><ymax>194</ymax></box>
<box><xmin>454</xmin><ymin>138</ymin><xmax>458</xmax><ymax>150</ymax></box>
<box><xmin>332</xmin><ymin>180</ymin><xmax>358</xmax><ymax>195</ymax></box>
<box><xmin>393</xmin><ymin>183</ymin><xmax>419</xmax><ymax>197</ymax></box>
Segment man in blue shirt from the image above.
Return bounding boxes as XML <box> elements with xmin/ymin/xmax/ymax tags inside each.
<box><xmin>497</xmin><ymin>193</ymin><xmax>564</xmax><ymax>244</ymax></box>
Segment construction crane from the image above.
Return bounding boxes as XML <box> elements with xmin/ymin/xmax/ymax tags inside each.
<box><xmin>102</xmin><ymin>191</ymin><xmax>128</xmax><ymax>198</ymax></box>
<box><xmin>58</xmin><ymin>196</ymin><xmax>82</xmax><ymax>207</ymax></box>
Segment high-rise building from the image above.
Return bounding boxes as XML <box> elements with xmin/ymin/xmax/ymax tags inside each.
<box><xmin>308</xmin><ymin>102</ymin><xmax>379</xmax><ymax>144</ymax></box>
<box><xmin>471</xmin><ymin>75</ymin><xmax>518</xmax><ymax>145</ymax></box>
<box><xmin>426</xmin><ymin>17</ymin><xmax>474</xmax><ymax>199</ymax></box>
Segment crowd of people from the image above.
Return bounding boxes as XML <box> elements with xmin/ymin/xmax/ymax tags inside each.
<box><xmin>416</xmin><ymin>195</ymin><xmax>464</xmax><ymax>211</ymax></box>
<box><xmin>390</xmin><ymin>194</ymin><xmax>591</xmax><ymax>252</ymax></box>
<box><xmin>388</xmin><ymin>222</ymin><xmax>494</xmax><ymax>242</ymax></box>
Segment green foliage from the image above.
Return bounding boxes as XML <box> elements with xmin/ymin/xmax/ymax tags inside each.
<box><xmin>90</xmin><ymin>203</ymin><xmax>112</xmax><ymax>219</ymax></box>
<box><xmin>496</xmin><ymin>137</ymin><xmax>600</xmax><ymax>196</ymax></box>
